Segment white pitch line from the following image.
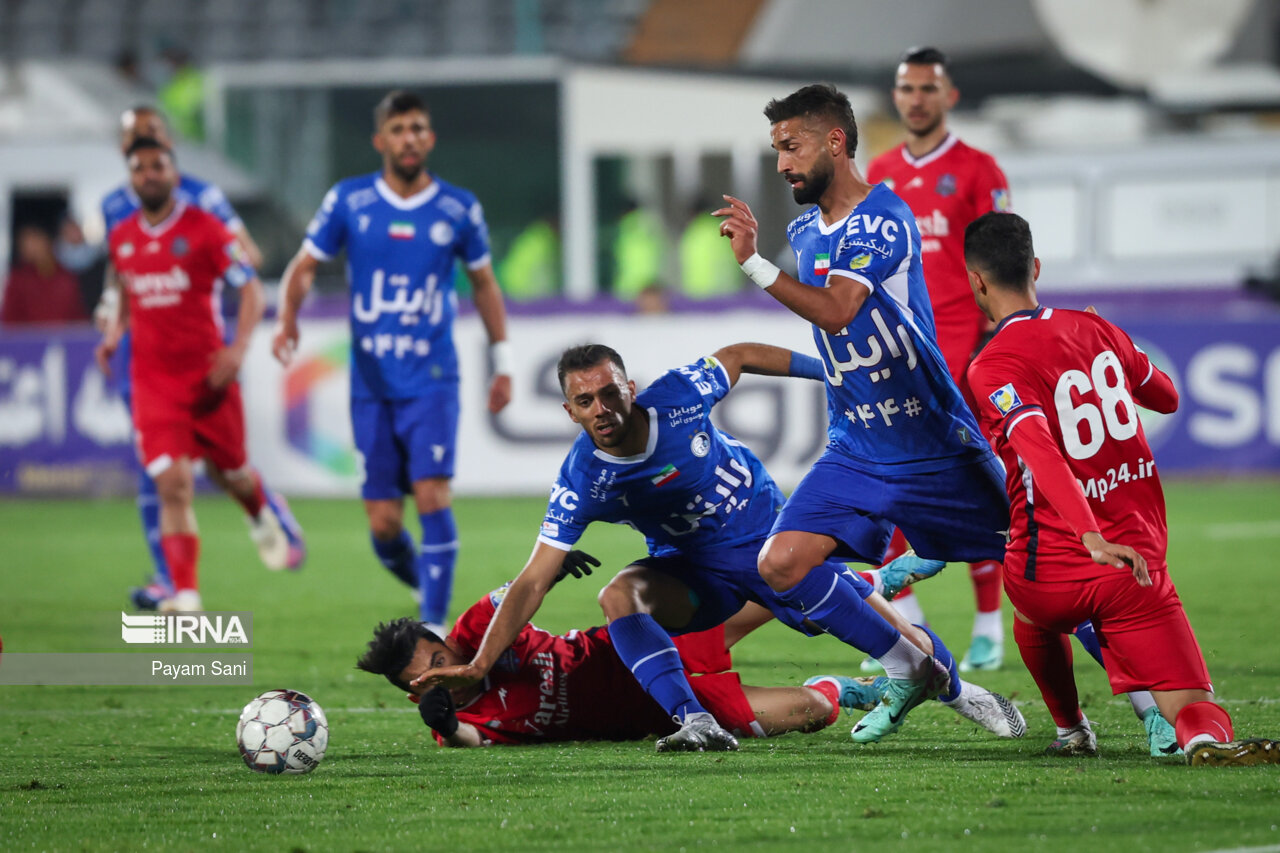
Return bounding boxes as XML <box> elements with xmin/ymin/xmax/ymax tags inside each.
<box><xmin>1204</xmin><ymin>520</ymin><xmax>1280</xmax><ymax>540</ymax></box>
<box><xmin>1202</xmin><ymin>846</ymin><xmax>1280</xmax><ymax>853</ymax></box>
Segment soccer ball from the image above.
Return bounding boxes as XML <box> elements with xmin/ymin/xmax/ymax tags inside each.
<box><xmin>236</xmin><ymin>689</ymin><xmax>328</xmax><ymax>774</ymax></box>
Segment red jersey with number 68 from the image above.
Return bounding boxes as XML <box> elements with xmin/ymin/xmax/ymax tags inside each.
<box><xmin>966</xmin><ymin>307</ymin><xmax>1178</xmax><ymax>581</ymax></box>
<box><xmin>109</xmin><ymin>202</ymin><xmax>251</xmax><ymax>389</ymax></box>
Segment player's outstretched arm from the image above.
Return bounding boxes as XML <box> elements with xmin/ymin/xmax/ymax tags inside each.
<box><xmin>714</xmin><ymin>194</ymin><xmax>869</xmax><ymax>334</ymax></box>
<box><xmin>272</xmin><ymin>248</ymin><xmax>319</xmax><ymax>367</ymax></box>
<box><xmin>411</xmin><ymin>542</ymin><xmax>566</xmax><ymax>690</ymax></box>
<box><xmin>209</xmin><ymin>276</ymin><xmax>265</xmax><ymax>389</ymax></box>
<box><xmin>712</xmin><ymin>342</ymin><xmax>825</xmax><ymax>388</ymax></box>
<box><xmin>464</xmin><ymin>263</ymin><xmax>512</xmax><ymax>414</ymax></box>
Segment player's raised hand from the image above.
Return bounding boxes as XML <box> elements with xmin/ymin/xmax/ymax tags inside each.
<box><xmin>411</xmin><ymin>662</ymin><xmax>485</xmax><ymax>691</ymax></box>
<box><xmin>488</xmin><ymin>373</ymin><xmax>512</xmax><ymax>413</ymax></box>
<box><xmin>1082</xmin><ymin>531</ymin><xmax>1150</xmax><ymax>586</ymax></box>
<box><xmin>207</xmin><ymin>347</ymin><xmax>243</xmax><ymax>390</ymax></box>
<box><xmin>271</xmin><ymin>321</ymin><xmax>299</xmax><ymax>367</ymax></box>
<box><xmin>713</xmin><ymin>194</ymin><xmax>760</xmax><ymax>264</ymax></box>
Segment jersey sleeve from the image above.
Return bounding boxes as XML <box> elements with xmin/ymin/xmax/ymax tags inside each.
<box><xmin>1107</xmin><ymin>321</ymin><xmax>1179</xmax><ymax>414</ymax></box>
<box><xmin>195</xmin><ymin>183</ymin><xmax>244</xmax><ymax>231</ymax></box>
<box><xmin>827</xmin><ymin>212</ymin><xmax>913</xmax><ymax>294</ymax></box>
<box><xmin>966</xmin><ymin>352</ymin><xmax>1046</xmax><ymax>442</ymax></box>
<box><xmin>457</xmin><ymin>197</ymin><xmax>492</xmax><ymax>270</ymax></box>
<box><xmin>207</xmin><ymin>217</ymin><xmax>254</xmax><ymax>289</ymax></box>
<box><xmin>1004</xmin><ymin>407</ymin><xmax>1101</xmax><ymax>541</ymax></box>
<box><xmin>536</xmin><ymin>468</ymin><xmax>591</xmax><ymax>551</ymax></box>
<box><xmin>970</xmin><ymin>154</ymin><xmax>1012</xmax><ymax>216</ymax></box>
<box><xmin>303</xmin><ymin>184</ymin><xmax>347</xmax><ymax>261</ymax></box>
<box><xmin>448</xmin><ymin>594</ymin><xmax>500</xmax><ymax>655</ymax></box>
<box><xmin>670</xmin><ymin>356</ymin><xmax>733</xmax><ymax>411</ymax></box>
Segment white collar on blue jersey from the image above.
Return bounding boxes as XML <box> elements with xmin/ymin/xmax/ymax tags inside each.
<box><xmin>375</xmin><ymin>177</ymin><xmax>440</xmax><ymax>210</ymax></box>
<box><xmin>593</xmin><ymin>406</ymin><xmax>660</xmax><ymax>464</ymax></box>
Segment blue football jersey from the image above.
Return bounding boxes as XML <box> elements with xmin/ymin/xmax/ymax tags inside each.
<box><xmin>101</xmin><ymin>174</ymin><xmax>242</xmax><ymax>235</ymax></box>
<box><xmin>537</xmin><ymin>357</ymin><xmax>785</xmax><ymax>557</ymax></box>
<box><xmin>304</xmin><ymin>173</ymin><xmax>491</xmax><ymax>399</ymax></box>
<box><xmin>786</xmin><ymin>184</ymin><xmax>991</xmax><ymax>473</ymax></box>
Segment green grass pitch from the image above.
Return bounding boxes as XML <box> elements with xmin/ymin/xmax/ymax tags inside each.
<box><xmin>2</xmin><ymin>481</ymin><xmax>1279</xmax><ymax>851</ymax></box>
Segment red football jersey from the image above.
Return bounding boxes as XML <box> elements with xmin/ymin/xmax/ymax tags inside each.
<box><xmin>966</xmin><ymin>307</ymin><xmax>1177</xmax><ymax>581</ymax></box>
<box><xmin>867</xmin><ymin>134</ymin><xmax>1010</xmax><ymax>323</ymax></box>
<box><xmin>109</xmin><ymin>201</ymin><xmax>250</xmax><ymax>389</ymax></box>
<box><xmin>445</xmin><ymin>591</ymin><xmax>673</xmax><ymax>745</ymax></box>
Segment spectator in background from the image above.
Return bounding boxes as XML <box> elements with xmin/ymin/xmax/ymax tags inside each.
<box><xmin>499</xmin><ymin>214</ymin><xmax>561</xmax><ymax>301</ymax></box>
<box><xmin>611</xmin><ymin>199</ymin><xmax>668</xmax><ymax>301</ymax></box>
<box><xmin>1</xmin><ymin>225</ymin><xmax>87</xmax><ymax>326</ymax></box>
<box><xmin>55</xmin><ymin>214</ymin><xmax>107</xmax><ymax>317</ymax></box>
<box><xmin>679</xmin><ymin>200</ymin><xmax>745</xmax><ymax>299</ymax></box>
<box><xmin>158</xmin><ymin>47</ymin><xmax>205</xmax><ymax>141</ymax></box>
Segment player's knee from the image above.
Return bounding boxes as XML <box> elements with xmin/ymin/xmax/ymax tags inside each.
<box><xmin>367</xmin><ymin>513</ymin><xmax>402</xmax><ymax>542</ymax></box>
<box><xmin>597</xmin><ymin>575</ymin><xmax>642</xmax><ymax>620</ymax></box>
<box><xmin>757</xmin><ymin>542</ymin><xmax>803</xmax><ymax>591</ymax></box>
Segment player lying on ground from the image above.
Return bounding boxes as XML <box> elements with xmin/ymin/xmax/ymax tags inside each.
<box><xmin>358</xmin><ymin>559</ymin><xmax>1024</xmax><ymax>746</ymax></box>
<box><xmin>963</xmin><ymin>211</ymin><xmax>1279</xmax><ymax>767</ymax></box>
<box><xmin>412</xmin><ymin>343</ymin><xmax>1020</xmax><ymax>750</ymax></box>
<box><xmin>95</xmin><ymin>137</ymin><xmax>304</xmax><ymax>613</ymax></box>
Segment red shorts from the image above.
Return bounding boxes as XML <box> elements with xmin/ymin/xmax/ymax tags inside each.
<box><xmin>689</xmin><ymin>671</ymin><xmax>761</xmax><ymax>738</ymax></box>
<box><xmin>132</xmin><ymin>377</ymin><xmax>248</xmax><ymax>475</ymax></box>
<box><xmin>1004</xmin><ymin>564</ymin><xmax>1211</xmax><ymax>694</ymax></box>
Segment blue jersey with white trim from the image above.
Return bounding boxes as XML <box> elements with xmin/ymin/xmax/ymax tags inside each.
<box><xmin>304</xmin><ymin>172</ymin><xmax>492</xmax><ymax>399</ymax></box>
<box><xmin>537</xmin><ymin>357</ymin><xmax>785</xmax><ymax>557</ymax></box>
<box><xmin>786</xmin><ymin>183</ymin><xmax>991</xmax><ymax>473</ymax></box>
<box><xmin>102</xmin><ymin>174</ymin><xmax>241</xmax><ymax>235</ymax></box>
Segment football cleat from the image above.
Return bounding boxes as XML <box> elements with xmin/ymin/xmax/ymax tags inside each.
<box><xmin>1142</xmin><ymin>706</ymin><xmax>1181</xmax><ymax>757</ymax></box>
<box><xmin>129</xmin><ymin>579</ymin><xmax>174</xmax><ymax>611</ymax></box>
<box><xmin>1044</xmin><ymin>722</ymin><xmax>1098</xmax><ymax>757</ymax></box>
<box><xmin>959</xmin><ymin>635</ymin><xmax>1004</xmax><ymax>672</ymax></box>
<box><xmin>851</xmin><ymin>657</ymin><xmax>950</xmax><ymax>743</ymax></box>
<box><xmin>265</xmin><ymin>490</ymin><xmax>307</xmax><ymax>571</ymax></box>
<box><xmin>1186</xmin><ymin>738</ymin><xmax>1280</xmax><ymax>767</ymax></box>
<box><xmin>804</xmin><ymin>675</ymin><xmax>886</xmax><ymax>714</ymax></box>
<box><xmin>158</xmin><ymin>590</ymin><xmax>203</xmax><ymax>613</ymax></box>
<box><xmin>878</xmin><ymin>551</ymin><xmax>945</xmax><ymax>601</ymax></box>
<box><xmin>947</xmin><ymin>682</ymin><xmax>1026</xmax><ymax>738</ymax></box>
<box><xmin>249</xmin><ymin>492</ymin><xmax>306</xmax><ymax>572</ymax></box>
<box><xmin>655</xmin><ymin>712</ymin><xmax>740</xmax><ymax>753</ymax></box>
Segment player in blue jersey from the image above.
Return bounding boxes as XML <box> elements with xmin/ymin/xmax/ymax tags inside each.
<box><xmin>714</xmin><ymin>84</ymin><xmax>1012</xmax><ymax>742</ymax></box>
<box><xmin>411</xmin><ymin>343</ymin><xmax>1026</xmax><ymax>750</ymax></box>
<box><xmin>272</xmin><ymin>90</ymin><xmax>512</xmax><ymax>635</ymax></box>
<box><xmin>99</xmin><ymin>106</ymin><xmax>306</xmax><ymax>610</ymax></box>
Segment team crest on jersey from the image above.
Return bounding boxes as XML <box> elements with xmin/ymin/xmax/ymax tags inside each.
<box><xmin>430</xmin><ymin>221</ymin><xmax>454</xmax><ymax>246</ymax></box>
<box><xmin>849</xmin><ymin>252</ymin><xmax>872</xmax><ymax>271</ymax></box>
<box><xmin>988</xmin><ymin>383</ymin><xmax>1022</xmax><ymax>416</ymax></box>
<box><xmin>690</xmin><ymin>432</ymin><xmax>711</xmax><ymax>458</ymax></box>
<box><xmin>171</xmin><ymin>237</ymin><xmax>188</xmax><ymax>257</ymax></box>
<box><xmin>935</xmin><ymin>173</ymin><xmax>956</xmax><ymax>196</ymax></box>
<box><xmin>119</xmin><ymin>242</ymin><xmax>134</xmax><ymax>258</ymax></box>
<box><xmin>882</xmin><ymin>177</ymin><xmax>895</xmax><ymax>190</ymax></box>
<box><xmin>992</xmin><ymin>189</ymin><xmax>1011</xmax><ymax>211</ymax></box>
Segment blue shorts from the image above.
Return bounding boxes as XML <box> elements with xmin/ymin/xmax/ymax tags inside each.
<box><xmin>631</xmin><ymin>541</ymin><xmax>872</xmax><ymax>637</ymax></box>
<box><xmin>351</xmin><ymin>386</ymin><xmax>459</xmax><ymax>500</ymax></box>
<box><xmin>771</xmin><ymin>449</ymin><xmax>1009</xmax><ymax>565</ymax></box>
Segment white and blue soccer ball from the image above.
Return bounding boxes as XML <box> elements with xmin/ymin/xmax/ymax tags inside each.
<box><xmin>236</xmin><ymin>689</ymin><xmax>328</xmax><ymax>774</ymax></box>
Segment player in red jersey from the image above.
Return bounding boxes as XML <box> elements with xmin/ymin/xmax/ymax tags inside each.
<box><xmin>962</xmin><ymin>211</ymin><xmax>1279</xmax><ymax>766</ymax></box>
<box><xmin>864</xmin><ymin>47</ymin><xmax>1012</xmax><ymax>671</ymax></box>
<box><xmin>95</xmin><ymin>137</ymin><xmax>279</xmax><ymax>612</ymax></box>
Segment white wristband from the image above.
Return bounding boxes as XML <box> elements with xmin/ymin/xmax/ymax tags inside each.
<box><xmin>490</xmin><ymin>341</ymin><xmax>514</xmax><ymax>376</ymax></box>
<box><xmin>741</xmin><ymin>253</ymin><xmax>781</xmax><ymax>290</ymax></box>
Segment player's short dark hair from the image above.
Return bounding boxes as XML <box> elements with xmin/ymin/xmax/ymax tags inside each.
<box><xmin>764</xmin><ymin>84</ymin><xmax>858</xmax><ymax>157</ymax></box>
<box><xmin>374</xmin><ymin>90</ymin><xmax>429</xmax><ymax>130</ymax></box>
<box><xmin>900</xmin><ymin>46</ymin><xmax>950</xmax><ymax>70</ymax></box>
<box><xmin>124</xmin><ymin>136</ymin><xmax>174</xmax><ymax>162</ymax></box>
<box><xmin>964</xmin><ymin>212</ymin><xmax>1035</xmax><ymax>291</ymax></box>
<box><xmin>557</xmin><ymin>344</ymin><xmax>627</xmax><ymax>394</ymax></box>
<box><xmin>356</xmin><ymin>617</ymin><xmax>444</xmax><ymax>692</ymax></box>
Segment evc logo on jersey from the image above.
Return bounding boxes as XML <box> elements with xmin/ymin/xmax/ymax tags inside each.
<box><xmin>989</xmin><ymin>383</ymin><xmax>1022</xmax><ymax>417</ymax></box>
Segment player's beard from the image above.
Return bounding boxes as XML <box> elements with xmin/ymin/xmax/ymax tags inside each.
<box><xmin>791</xmin><ymin>158</ymin><xmax>833</xmax><ymax>206</ymax></box>
<box><xmin>390</xmin><ymin>157</ymin><xmax>424</xmax><ymax>185</ymax></box>
<box><xmin>906</xmin><ymin>113</ymin><xmax>943</xmax><ymax>140</ymax></box>
<box><xmin>137</xmin><ymin>185</ymin><xmax>172</xmax><ymax>213</ymax></box>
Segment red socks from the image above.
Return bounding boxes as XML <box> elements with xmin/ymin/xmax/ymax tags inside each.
<box><xmin>806</xmin><ymin>680</ymin><xmax>842</xmax><ymax>728</ymax></box>
<box><xmin>1174</xmin><ymin>700</ymin><xmax>1234</xmax><ymax>748</ymax></box>
<box><xmin>1014</xmin><ymin>617</ymin><xmax>1082</xmax><ymax>728</ymax></box>
<box><xmin>970</xmin><ymin>560</ymin><xmax>1003</xmax><ymax>613</ymax></box>
<box><xmin>232</xmin><ymin>468</ymin><xmax>267</xmax><ymax>518</ymax></box>
<box><xmin>161</xmin><ymin>533</ymin><xmax>200</xmax><ymax>592</ymax></box>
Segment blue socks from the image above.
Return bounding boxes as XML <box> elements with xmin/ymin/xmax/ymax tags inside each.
<box><xmin>372</xmin><ymin>529</ymin><xmax>418</xmax><ymax>589</ymax></box>
<box><xmin>917</xmin><ymin>624</ymin><xmax>962</xmax><ymax>703</ymax></box>
<box><xmin>608</xmin><ymin>613</ymin><xmax>706</xmax><ymax>719</ymax></box>
<box><xmin>136</xmin><ymin>469</ymin><xmax>169</xmax><ymax>585</ymax></box>
<box><xmin>1073</xmin><ymin>620</ymin><xmax>1105</xmax><ymax>668</ymax></box>
<box><xmin>776</xmin><ymin>564</ymin><xmax>901</xmax><ymax>659</ymax></box>
<box><xmin>417</xmin><ymin>509</ymin><xmax>459</xmax><ymax>626</ymax></box>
